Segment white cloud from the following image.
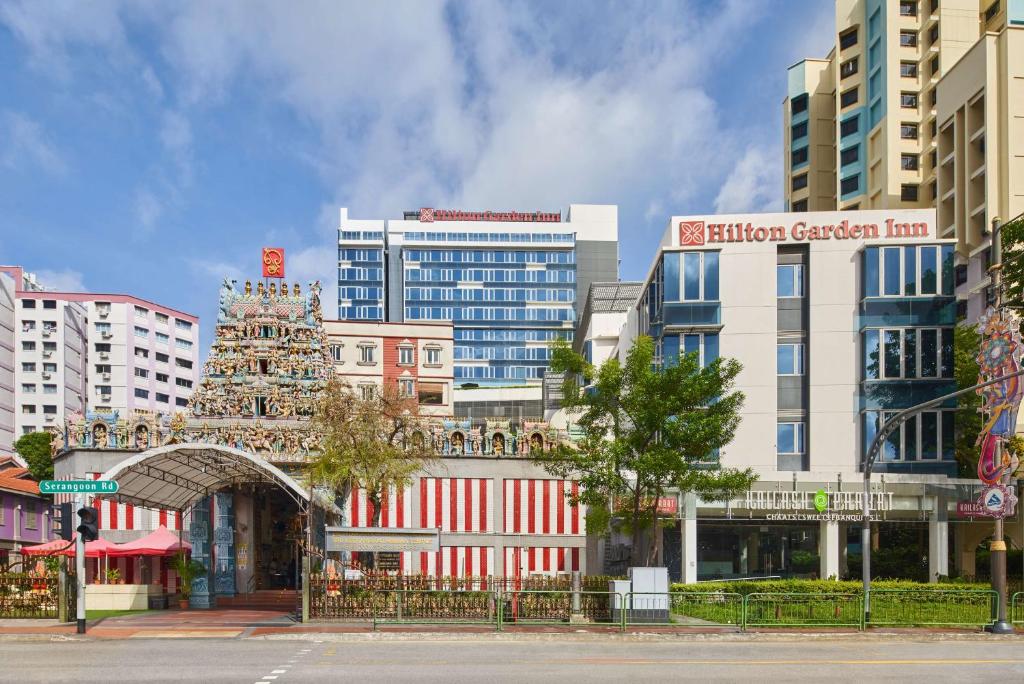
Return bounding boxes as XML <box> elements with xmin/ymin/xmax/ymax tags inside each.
<box><xmin>35</xmin><ymin>268</ymin><xmax>86</xmax><ymax>292</ymax></box>
<box><xmin>713</xmin><ymin>145</ymin><xmax>781</xmax><ymax>214</ymax></box>
<box><xmin>0</xmin><ymin>110</ymin><xmax>67</xmax><ymax>175</ymax></box>
<box><xmin>134</xmin><ymin>188</ymin><xmax>163</xmax><ymax>234</ymax></box>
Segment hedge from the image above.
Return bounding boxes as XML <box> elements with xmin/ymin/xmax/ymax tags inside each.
<box><xmin>669</xmin><ymin>579</ymin><xmax>993</xmax><ymax>596</ymax></box>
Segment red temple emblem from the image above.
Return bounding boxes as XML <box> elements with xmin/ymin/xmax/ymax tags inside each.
<box><xmin>679</xmin><ymin>221</ymin><xmax>705</xmax><ymax>246</ymax></box>
<box><xmin>262</xmin><ymin>247</ymin><xmax>285</xmax><ymax>278</ymax></box>
<box><xmin>419</xmin><ymin>207</ymin><xmax>435</xmax><ymax>223</ymax></box>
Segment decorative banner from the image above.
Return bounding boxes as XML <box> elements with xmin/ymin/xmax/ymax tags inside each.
<box><xmin>262</xmin><ymin>247</ymin><xmax>285</xmax><ymax>278</ymax></box>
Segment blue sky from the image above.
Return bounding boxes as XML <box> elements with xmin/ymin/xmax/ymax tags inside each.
<box><xmin>0</xmin><ymin>1</ymin><xmax>834</xmax><ymax>356</ymax></box>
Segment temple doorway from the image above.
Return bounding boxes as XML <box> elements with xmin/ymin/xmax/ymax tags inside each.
<box><xmin>252</xmin><ymin>486</ymin><xmax>303</xmax><ymax>590</ymax></box>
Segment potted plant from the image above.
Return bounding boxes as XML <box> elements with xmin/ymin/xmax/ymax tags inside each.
<box><xmin>106</xmin><ymin>568</ymin><xmax>121</xmax><ymax>585</ymax></box>
<box><xmin>171</xmin><ymin>552</ymin><xmax>206</xmax><ymax>610</ymax></box>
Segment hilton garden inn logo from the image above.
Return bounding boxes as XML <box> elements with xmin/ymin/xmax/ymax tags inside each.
<box><xmin>679</xmin><ymin>216</ymin><xmax>930</xmax><ymax>245</ymax></box>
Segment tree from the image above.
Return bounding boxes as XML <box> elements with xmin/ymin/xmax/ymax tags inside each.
<box><xmin>15</xmin><ymin>431</ymin><xmax>53</xmax><ymax>482</ymax></box>
<box><xmin>998</xmin><ymin>213</ymin><xmax>1024</xmax><ymax>308</ymax></box>
<box><xmin>535</xmin><ymin>336</ymin><xmax>756</xmax><ymax>567</ymax></box>
<box><xmin>309</xmin><ymin>379</ymin><xmax>437</xmax><ymax>568</ymax></box>
<box><xmin>953</xmin><ymin>323</ymin><xmax>983</xmax><ymax>477</ymax></box>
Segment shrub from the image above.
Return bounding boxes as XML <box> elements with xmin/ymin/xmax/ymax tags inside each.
<box><xmin>669</xmin><ymin>578</ymin><xmax>991</xmax><ymax>596</ymax></box>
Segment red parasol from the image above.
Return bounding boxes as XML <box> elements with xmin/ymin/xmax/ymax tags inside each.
<box><xmin>105</xmin><ymin>526</ymin><xmax>191</xmax><ymax>557</ymax></box>
<box><xmin>21</xmin><ymin>535</ymin><xmax>120</xmax><ymax>558</ymax></box>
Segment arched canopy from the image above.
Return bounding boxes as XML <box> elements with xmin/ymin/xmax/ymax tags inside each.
<box><xmin>98</xmin><ymin>443</ymin><xmax>310</xmax><ymax>512</ymax></box>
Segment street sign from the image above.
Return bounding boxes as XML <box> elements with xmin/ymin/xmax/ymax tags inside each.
<box><xmin>39</xmin><ymin>480</ymin><xmax>119</xmax><ymax>495</ymax></box>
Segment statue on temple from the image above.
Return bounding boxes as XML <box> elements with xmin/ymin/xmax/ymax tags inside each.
<box><xmin>269</xmin><ymin>281</ymin><xmax>277</xmax><ymax>297</ymax></box>
<box><xmin>292</xmin><ymin>282</ymin><xmax>300</xmax><ymax>297</ymax></box>
<box><xmin>218</xmin><ymin>278</ymin><xmax>237</xmax><ymax>323</ymax></box>
<box><xmin>257</xmin><ymin>281</ymin><xmax>265</xmax><ymax>297</ymax></box>
<box><xmin>244</xmin><ymin>280</ymin><xmax>252</xmax><ymax>296</ymax></box>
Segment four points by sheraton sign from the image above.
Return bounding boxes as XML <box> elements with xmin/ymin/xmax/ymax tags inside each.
<box><xmin>679</xmin><ymin>217</ymin><xmax>930</xmax><ymax>245</ymax></box>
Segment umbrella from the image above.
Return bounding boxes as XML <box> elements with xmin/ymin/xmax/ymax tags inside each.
<box><xmin>21</xmin><ymin>535</ymin><xmax>120</xmax><ymax>558</ymax></box>
<box><xmin>106</xmin><ymin>526</ymin><xmax>191</xmax><ymax>557</ymax></box>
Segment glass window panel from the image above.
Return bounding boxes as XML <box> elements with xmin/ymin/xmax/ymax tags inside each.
<box><xmin>883</xmin><ymin>247</ymin><xmax>901</xmax><ymax>295</ymax></box>
<box><xmin>865</xmin><ymin>329</ymin><xmax>880</xmax><ymax>379</ymax></box>
<box><xmin>942</xmin><ymin>411</ymin><xmax>955</xmax><ymax>460</ymax></box>
<box><xmin>704</xmin><ymin>334</ymin><xmax>719</xmax><ymax>366</ymax></box>
<box><xmin>903</xmin><ymin>246</ymin><xmax>917</xmax><ymax>295</ymax></box>
<box><xmin>777</xmin><ymin>424</ymin><xmax>794</xmax><ymax>454</ymax></box>
<box><xmin>777</xmin><ymin>265</ymin><xmax>793</xmax><ymax>297</ymax></box>
<box><xmin>904</xmin><ymin>329</ymin><xmax>917</xmax><ymax>378</ymax></box>
<box><xmin>941</xmin><ymin>245</ymin><xmax>955</xmax><ymax>295</ymax></box>
<box><xmin>777</xmin><ymin>345</ymin><xmax>793</xmax><ymax>375</ymax></box>
<box><xmin>865</xmin><ymin>247</ymin><xmax>880</xmax><ymax>297</ymax></box>
<box><xmin>941</xmin><ymin>328</ymin><xmax>953</xmax><ymax>377</ymax></box>
<box><xmin>921</xmin><ymin>412</ymin><xmax>938</xmax><ymax>459</ymax></box>
<box><xmin>904</xmin><ymin>415</ymin><xmax>918</xmax><ymax>460</ymax></box>
<box><xmin>684</xmin><ymin>253</ymin><xmax>701</xmax><ymax>301</ymax></box>
<box><xmin>920</xmin><ymin>246</ymin><xmax>938</xmax><ymax>294</ymax></box>
<box><xmin>703</xmin><ymin>252</ymin><xmax>719</xmax><ymax>300</ymax></box>
<box><xmin>683</xmin><ymin>334</ymin><xmax>701</xmax><ymax>360</ymax></box>
<box><xmin>883</xmin><ymin>417</ymin><xmax>901</xmax><ymax>462</ymax></box>
<box><xmin>884</xmin><ymin>330</ymin><xmax>902</xmax><ymax>378</ymax></box>
<box><xmin>793</xmin><ymin>264</ymin><xmax>804</xmax><ymax>296</ymax></box>
<box><xmin>920</xmin><ymin>329</ymin><xmax>938</xmax><ymax>377</ymax></box>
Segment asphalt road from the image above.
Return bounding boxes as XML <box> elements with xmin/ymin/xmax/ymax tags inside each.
<box><xmin>2</xmin><ymin>637</ymin><xmax>1024</xmax><ymax>682</ymax></box>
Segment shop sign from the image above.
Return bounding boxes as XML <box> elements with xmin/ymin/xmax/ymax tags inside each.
<box><xmin>678</xmin><ymin>215</ymin><xmax>931</xmax><ymax>246</ymax></box>
<box><xmin>744</xmin><ymin>490</ymin><xmax>893</xmax><ymax>513</ymax></box>
<box><xmin>613</xmin><ymin>496</ymin><xmax>677</xmax><ymax>515</ymax></box>
<box><xmin>418</xmin><ymin>207</ymin><xmax>561</xmax><ymax>223</ymax></box>
<box><xmin>325</xmin><ymin>526</ymin><xmax>440</xmax><ymax>553</ymax></box>
<box><xmin>960</xmin><ymin>485</ymin><xmax>1019</xmax><ymax>518</ymax></box>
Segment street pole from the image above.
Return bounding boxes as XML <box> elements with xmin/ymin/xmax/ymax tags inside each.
<box><xmin>75</xmin><ymin>494</ymin><xmax>86</xmax><ymax>634</ymax></box>
<box><xmin>988</xmin><ymin>216</ymin><xmax>1014</xmax><ymax>633</ymax></box>
<box><xmin>862</xmin><ymin>475</ymin><xmax>872</xmax><ymax>622</ymax></box>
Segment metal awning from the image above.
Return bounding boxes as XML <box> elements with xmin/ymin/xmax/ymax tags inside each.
<box><xmin>98</xmin><ymin>443</ymin><xmax>310</xmax><ymax>512</ymax></box>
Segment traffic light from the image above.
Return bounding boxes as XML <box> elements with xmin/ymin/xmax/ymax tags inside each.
<box><xmin>56</xmin><ymin>502</ymin><xmax>74</xmax><ymax>541</ymax></box>
<box><xmin>76</xmin><ymin>506</ymin><xmax>98</xmax><ymax>542</ymax></box>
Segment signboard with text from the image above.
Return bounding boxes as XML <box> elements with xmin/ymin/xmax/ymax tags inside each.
<box><xmin>325</xmin><ymin>526</ymin><xmax>440</xmax><ymax>553</ymax></box>
<box><xmin>418</xmin><ymin>207</ymin><xmax>560</xmax><ymax>223</ymax></box>
<box><xmin>675</xmin><ymin>209</ymin><xmax>935</xmax><ymax>246</ymax></box>
<box><xmin>39</xmin><ymin>480</ymin><xmax>119</xmax><ymax>495</ymax></box>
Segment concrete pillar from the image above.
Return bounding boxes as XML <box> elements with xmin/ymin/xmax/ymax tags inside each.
<box><xmin>819</xmin><ymin>520</ymin><xmax>840</xmax><ymax>580</ymax></box>
<box><xmin>680</xmin><ymin>493</ymin><xmax>697</xmax><ymax>584</ymax></box>
<box><xmin>928</xmin><ymin>495</ymin><xmax>949</xmax><ymax>582</ymax></box>
<box><xmin>747</xmin><ymin>532</ymin><xmax>760</xmax><ymax>574</ymax></box>
<box><xmin>838</xmin><ymin>523</ymin><xmax>849</xmax><ymax>578</ymax></box>
<box><xmin>738</xmin><ymin>531</ymin><xmax>749</xmax><ymax>575</ymax></box>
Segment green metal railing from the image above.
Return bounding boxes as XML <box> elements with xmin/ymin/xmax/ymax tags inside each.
<box><xmin>867</xmin><ymin>589</ymin><xmax>997</xmax><ymax>629</ymax></box>
<box><xmin>1011</xmin><ymin>592</ymin><xmax>1024</xmax><ymax>626</ymax></box>
<box><xmin>622</xmin><ymin>591</ymin><xmax>742</xmax><ymax>629</ymax></box>
<box><xmin>497</xmin><ymin>590</ymin><xmax>619</xmax><ymax>630</ymax></box>
<box><xmin>372</xmin><ymin>590</ymin><xmax>495</xmax><ymax>629</ymax></box>
<box><xmin>742</xmin><ymin>592</ymin><xmax>864</xmax><ymax>629</ymax></box>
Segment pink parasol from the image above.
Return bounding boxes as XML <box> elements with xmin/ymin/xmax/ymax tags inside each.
<box><xmin>21</xmin><ymin>535</ymin><xmax>120</xmax><ymax>558</ymax></box>
<box><xmin>105</xmin><ymin>526</ymin><xmax>191</xmax><ymax>557</ymax></box>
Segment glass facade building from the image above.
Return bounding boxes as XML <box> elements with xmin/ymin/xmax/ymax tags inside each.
<box><xmin>337</xmin><ymin>205</ymin><xmax>618</xmax><ymax>387</ymax></box>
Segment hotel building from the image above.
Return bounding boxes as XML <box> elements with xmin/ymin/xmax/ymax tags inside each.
<box><xmin>576</xmin><ymin>209</ymin><xmax>1002</xmax><ymax>582</ymax></box>
<box><xmin>336</xmin><ymin>205</ymin><xmax>619</xmax><ymax>401</ymax></box>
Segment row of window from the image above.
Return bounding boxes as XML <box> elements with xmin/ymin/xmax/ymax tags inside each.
<box><xmin>20</xmin><ymin>384</ymin><xmax>58</xmax><ymax>394</ymax></box>
<box><xmin>454</xmin><ymin>328</ymin><xmax>567</xmax><ymax>342</ymax></box>
<box><xmin>338</xmin><ymin>306</ymin><xmax>383</xmax><ymax>320</ymax></box>
<box><xmin>455</xmin><ymin>346</ymin><xmax>551</xmax><ymax>361</ymax></box>
<box><xmin>130</xmin><ymin>305</ymin><xmax>193</xmax><ymax>331</ymax></box>
<box><xmin>406</xmin><ymin>268</ymin><xmax>576</xmax><ymax>284</ymax></box>
<box><xmin>20</xmin><ymin>362</ymin><xmax>57</xmax><ymax>373</ymax></box>
<box><xmin>864</xmin><ymin>244</ymin><xmax>955</xmax><ymax>297</ymax></box>
<box><xmin>339</xmin><ymin>287</ymin><xmax>384</xmax><ymax>300</ymax></box>
<box><xmin>338</xmin><ymin>248</ymin><xmax>383</xmax><ymax>262</ymax></box>
<box><xmin>864</xmin><ymin>327</ymin><xmax>953</xmax><ymax>380</ymax></box>
<box><xmin>402</xmin><ymin>232</ymin><xmax>574</xmax><ymax>244</ymax></box>
<box><xmin>20</xmin><ymin>320</ymin><xmax>58</xmax><ymax>332</ymax></box>
<box><xmin>20</xmin><ymin>341</ymin><xmax>57</xmax><ymax>352</ymax></box>
<box><xmin>329</xmin><ymin>343</ymin><xmax>443</xmax><ymax>367</ymax></box>
<box><xmin>19</xmin><ymin>404</ymin><xmax>57</xmax><ymax>414</ymax></box>
<box><xmin>405</xmin><ymin>307</ymin><xmax>574</xmax><ymax>322</ymax></box>
<box><xmin>454</xmin><ymin>365</ymin><xmax>548</xmax><ymax>380</ymax></box>
<box><xmin>20</xmin><ymin>300</ymin><xmax>57</xmax><ymax>309</ymax></box>
<box><xmin>659</xmin><ymin>333</ymin><xmax>720</xmax><ymax>369</ymax></box>
<box><xmin>865</xmin><ymin>409</ymin><xmax>955</xmax><ymax>462</ymax></box>
<box><xmin>404</xmin><ymin>250</ymin><xmax>575</xmax><ymax>265</ymax></box>
<box><xmin>404</xmin><ymin>288</ymin><xmax>575</xmax><ymax>303</ymax></box>
<box><xmin>339</xmin><ymin>230</ymin><xmax>384</xmax><ymax>241</ymax></box>
<box><xmin>92</xmin><ymin>384</ymin><xmax>188</xmax><ymax>407</ymax></box>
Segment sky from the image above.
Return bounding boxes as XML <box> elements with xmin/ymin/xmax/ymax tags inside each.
<box><xmin>0</xmin><ymin>0</ymin><xmax>835</xmax><ymax>356</ymax></box>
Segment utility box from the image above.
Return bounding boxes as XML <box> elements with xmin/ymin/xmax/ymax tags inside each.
<box><xmin>609</xmin><ymin>579</ymin><xmax>631</xmax><ymax>623</ymax></box>
<box><xmin>627</xmin><ymin>566</ymin><xmax>669</xmax><ymax>623</ymax></box>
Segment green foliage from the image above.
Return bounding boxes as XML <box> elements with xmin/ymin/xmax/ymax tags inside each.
<box><xmin>953</xmin><ymin>324</ymin><xmax>983</xmax><ymax>478</ymax></box>
<box><xmin>536</xmin><ymin>336</ymin><xmax>755</xmax><ymax>566</ymax></box>
<box><xmin>789</xmin><ymin>550</ymin><xmax>819</xmax><ymax>574</ymax></box>
<box><xmin>14</xmin><ymin>431</ymin><xmax>53</xmax><ymax>482</ymax></box>
<box><xmin>1000</xmin><ymin>214</ymin><xmax>1024</xmax><ymax>308</ymax></box>
<box><xmin>669</xmin><ymin>578</ymin><xmax>992</xmax><ymax>595</ymax></box>
<box><xmin>170</xmin><ymin>552</ymin><xmax>206</xmax><ymax>599</ymax></box>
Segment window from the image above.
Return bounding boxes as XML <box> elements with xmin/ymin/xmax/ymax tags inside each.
<box><xmin>839</xmin><ymin>28</ymin><xmax>858</xmax><ymax>49</ymax></box>
<box><xmin>901</xmin><ymin>154</ymin><xmax>920</xmax><ymax>171</ymax></box>
<box><xmin>840</xmin><ymin>57</ymin><xmax>858</xmax><ymax>79</ymax></box>
<box><xmin>930</xmin><ymin>150</ymin><xmax>937</xmax><ymax>169</ymax></box>
<box><xmin>175</xmin><ymin>378</ymin><xmax>192</xmax><ymax>389</ymax></box>
<box><xmin>840</xmin><ymin>87</ymin><xmax>858</xmax><ymax>108</ymax></box>
<box><xmin>175</xmin><ymin>397</ymin><xmax>189</xmax><ymax>407</ymax></box>
<box><xmin>900</xmin><ymin>92</ymin><xmax>918</xmax><ymax>108</ymax></box>
<box><xmin>43</xmin><ymin>363</ymin><xmax>56</xmax><ymax>372</ymax></box>
<box><xmin>22</xmin><ymin>320</ymin><xmax>36</xmax><ymax>332</ymax></box>
<box><xmin>156</xmin><ymin>392</ymin><xmax>169</xmax><ymax>403</ymax></box>
<box><xmin>791</xmin><ymin>121</ymin><xmax>808</xmax><ymax>140</ymax></box>
<box><xmin>865</xmin><ymin>410</ymin><xmax>954</xmax><ymax>462</ymax></box>
<box><xmin>840</xmin><ymin>115</ymin><xmax>859</xmax><ymax>137</ymax></box>
<box><xmin>43</xmin><ymin>384</ymin><xmax>56</xmax><ymax>394</ymax></box>
<box><xmin>841</xmin><ymin>174</ymin><xmax>860</xmax><ymax>196</ymax></box>
<box><xmin>864</xmin><ymin>327</ymin><xmax>953</xmax><ymax>379</ymax></box>
<box><xmin>929</xmin><ymin>118</ymin><xmax>936</xmax><ymax>137</ymax></box>
<box><xmin>425</xmin><ymin>347</ymin><xmax>442</xmax><ymax>366</ymax></box>
<box><xmin>134</xmin><ymin>368</ymin><xmax>149</xmax><ymax>379</ymax></box>
<box><xmin>156</xmin><ymin>352</ymin><xmax>169</xmax><ymax>363</ymax></box>
<box><xmin>777</xmin><ymin>343</ymin><xmax>805</xmax><ymax>375</ymax></box>
<box><xmin>175</xmin><ymin>338</ymin><xmax>192</xmax><ymax>350</ymax></box>
<box><xmin>135</xmin><ymin>347</ymin><xmax>149</xmax><ymax>359</ymax></box>
<box><xmin>134</xmin><ymin>388</ymin><xmax>149</xmax><ymax>399</ymax></box>
<box><xmin>791</xmin><ymin>146</ymin><xmax>808</xmax><ymax>166</ymax></box>
<box><xmin>21</xmin><ymin>384</ymin><xmax>36</xmax><ymax>394</ymax></box>
<box><xmin>777</xmin><ymin>264</ymin><xmax>804</xmax><ymax>297</ymax></box>
<box><xmin>418</xmin><ymin>382</ymin><xmax>444</xmax><ymax>406</ymax></box>
<box><xmin>901</xmin><ymin>184</ymin><xmax>919</xmax><ymax>201</ymax></box>
<box><xmin>21</xmin><ymin>299</ymin><xmax>35</xmax><ymax>308</ymax></box>
<box><xmin>94</xmin><ymin>322</ymin><xmax>111</xmax><ymax>334</ymax></box>
<box><xmin>359</xmin><ymin>384</ymin><xmax>375</xmax><ymax>400</ymax></box>
<box><xmin>840</xmin><ymin>145</ymin><xmax>859</xmax><ymax>166</ymax></box>
<box><xmin>155</xmin><ymin>312</ymin><xmax>168</xmax><ymax>324</ymax></box>
<box><xmin>95</xmin><ymin>364</ymin><xmax>110</xmax><ymax>374</ymax></box>
<box><xmin>21</xmin><ymin>405</ymin><xmax>35</xmax><ymax>414</ymax></box>
<box><xmin>134</xmin><ymin>305</ymin><xmax>148</xmax><ymax>318</ymax></box>
<box><xmin>398</xmin><ymin>346</ymin><xmax>414</xmax><ymax>365</ymax></box>
<box><xmin>792</xmin><ymin>199</ymin><xmax>808</xmax><ymax>212</ymax></box>
<box><xmin>900</xmin><ymin>123</ymin><xmax>919</xmax><ymax>139</ymax></box>
<box><xmin>155</xmin><ymin>332</ymin><xmax>169</xmax><ymax>344</ymax></box>
<box><xmin>900</xmin><ymin>62</ymin><xmax>918</xmax><ymax>78</ymax></box>
<box><xmin>930</xmin><ymin>56</ymin><xmax>939</xmax><ymax>76</ymax></box>
<box><xmin>777</xmin><ymin>423</ymin><xmax>806</xmax><ymax>456</ymax></box>
<box><xmin>790</xmin><ymin>94</ymin><xmax>808</xmax><ymax>115</ymax></box>
<box><xmin>791</xmin><ymin>173</ymin><xmax>808</xmax><ymax>191</ymax></box>
<box><xmin>156</xmin><ymin>372</ymin><xmax>168</xmax><ymax>383</ymax></box>
<box><xmin>985</xmin><ymin>1</ymin><xmax>1000</xmax><ymax>22</ymax></box>
<box><xmin>21</xmin><ymin>362</ymin><xmax>35</xmax><ymax>372</ymax></box>
<box><xmin>900</xmin><ymin>30</ymin><xmax>918</xmax><ymax>47</ymax></box>
<box><xmin>330</xmin><ymin>344</ymin><xmax>343</xmax><ymax>362</ymax></box>
<box><xmin>359</xmin><ymin>345</ymin><xmax>376</xmax><ymax>364</ymax></box>
<box><xmin>22</xmin><ymin>426</ymin><xmax>35</xmax><ymax>434</ymax></box>
<box><xmin>134</xmin><ymin>326</ymin><xmax>148</xmax><ymax>338</ymax></box>
<box><xmin>175</xmin><ymin>319</ymin><xmax>192</xmax><ymax>331</ymax></box>
<box><xmin>42</xmin><ymin>405</ymin><xmax>56</xmax><ymax>414</ymax></box>
<box><xmin>899</xmin><ymin>0</ymin><xmax>917</xmax><ymax>16</ymax></box>
<box><xmin>24</xmin><ymin>507</ymin><xmax>37</xmax><ymax>530</ymax></box>
<box><xmin>175</xmin><ymin>358</ymin><xmax>192</xmax><ymax>370</ymax></box>
<box><xmin>43</xmin><ymin>341</ymin><xmax>55</xmax><ymax>351</ymax></box>
<box><xmin>95</xmin><ymin>343</ymin><xmax>110</xmax><ymax>353</ymax></box>
<box><xmin>399</xmin><ymin>378</ymin><xmax>415</xmax><ymax>397</ymax></box>
<box><xmin>21</xmin><ymin>341</ymin><xmax>35</xmax><ymax>351</ymax></box>
<box><xmin>42</xmin><ymin>300</ymin><xmax>55</xmax><ymax>309</ymax></box>
<box><xmin>682</xmin><ymin>251</ymin><xmax>720</xmax><ymax>301</ymax></box>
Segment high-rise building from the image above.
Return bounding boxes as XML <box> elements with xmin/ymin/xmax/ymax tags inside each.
<box><xmin>783</xmin><ymin>0</ymin><xmax>985</xmax><ymax>213</ymax></box>
<box><xmin>336</xmin><ymin>205</ymin><xmax>618</xmax><ymax>389</ymax></box>
<box><xmin>0</xmin><ymin>266</ymin><xmax>200</xmax><ymax>446</ymax></box>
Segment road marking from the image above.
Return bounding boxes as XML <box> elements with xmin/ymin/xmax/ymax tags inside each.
<box><xmin>565</xmin><ymin>658</ymin><xmax>1024</xmax><ymax>666</ymax></box>
<box><xmin>272</xmin><ymin>670</ymin><xmax>286</xmax><ymax>674</ymax></box>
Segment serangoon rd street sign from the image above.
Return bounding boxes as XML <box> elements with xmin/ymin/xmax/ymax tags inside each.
<box><xmin>39</xmin><ymin>480</ymin><xmax>119</xmax><ymax>495</ymax></box>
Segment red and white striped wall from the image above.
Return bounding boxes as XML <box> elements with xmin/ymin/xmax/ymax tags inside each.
<box><xmin>413</xmin><ymin>546</ymin><xmax>494</xmax><ymax>577</ymax></box>
<box><xmin>417</xmin><ymin>478</ymin><xmax>494</xmax><ymax>532</ymax></box>
<box><xmin>83</xmin><ymin>473</ymin><xmax>183</xmax><ymax>532</ymax></box>
<box><xmin>504</xmin><ymin>546</ymin><xmax>581</xmax><ymax>576</ymax></box>
<box><xmin>503</xmin><ymin>479</ymin><xmax>580</xmax><ymax>535</ymax></box>
<box><xmin>348</xmin><ymin>483</ymin><xmax>414</xmax><ymax>528</ymax></box>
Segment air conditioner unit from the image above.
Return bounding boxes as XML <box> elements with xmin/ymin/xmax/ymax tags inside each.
<box><xmin>42</xmin><ymin>350</ymin><xmax>53</xmax><ymax>358</ymax></box>
<box><xmin>42</xmin><ymin>328</ymin><xmax>53</xmax><ymax>337</ymax></box>
<box><xmin>100</xmin><ymin>394</ymin><xmax>111</xmax><ymax>403</ymax></box>
<box><xmin>102</xmin><ymin>372</ymin><xmax>111</xmax><ymax>382</ymax></box>
<box><xmin>99</xmin><ymin>351</ymin><xmax>110</xmax><ymax>360</ymax></box>
<box><xmin>45</xmin><ymin>414</ymin><xmax>55</xmax><ymax>422</ymax></box>
<box><xmin>98</xmin><ymin>308</ymin><xmax>109</xmax><ymax>318</ymax></box>
<box><xmin>102</xmin><ymin>332</ymin><xmax>112</xmax><ymax>339</ymax></box>
<box><xmin>41</xmin><ymin>372</ymin><xmax>52</xmax><ymax>380</ymax></box>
